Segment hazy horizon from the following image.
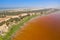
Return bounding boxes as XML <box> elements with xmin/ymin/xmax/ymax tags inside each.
<box><xmin>0</xmin><ymin>0</ymin><xmax>60</xmax><ymax>9</ymax></box>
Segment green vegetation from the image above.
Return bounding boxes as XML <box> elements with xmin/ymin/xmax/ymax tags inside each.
<box><xmin>1</xmin><ymin>15</ymin><xmax>38</xmax><ymax>40</ymax></box>
<box><xmin>0</xmin><ymin>21</ymin><xmax>6</xmax><ymax>26</ymax></box>
<box><xmin>0</xmin><ymin>35</ymin><xmax>3</xmax><ymax>40</ymax></box>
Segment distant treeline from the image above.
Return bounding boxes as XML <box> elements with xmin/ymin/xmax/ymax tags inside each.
<box><xmin>0</xmin><ymin>8</ymin><xmax>59</xmax><ymax>18</ymax></box>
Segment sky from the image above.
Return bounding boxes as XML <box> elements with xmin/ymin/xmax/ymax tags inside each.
<box><xmin>0</xmin><ymin>0</ymin><xmax>60</xmax><ymax>9</ymax></box>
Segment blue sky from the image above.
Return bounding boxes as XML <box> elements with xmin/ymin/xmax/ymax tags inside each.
<box><xmin>0</xmin><ymin>0</ymin><xmax>60</xmax><ymax>9</ymax></box>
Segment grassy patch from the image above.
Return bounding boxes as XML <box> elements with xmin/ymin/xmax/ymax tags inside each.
<box><xmin>0</xmin><ymin>35</ymin><xmax>3</xmax><ymax>40</ymax></box>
